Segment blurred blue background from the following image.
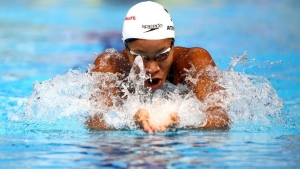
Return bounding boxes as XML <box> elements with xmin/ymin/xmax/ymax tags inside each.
<box><xmin>0</xmin><ymin>1</ymin><xmax>299</xmax><ymax>168</ymax></box>
<box><xmin>0</xmin><ymin>0</ymin><xmax>299</xmax><ymax>110</ymax></box>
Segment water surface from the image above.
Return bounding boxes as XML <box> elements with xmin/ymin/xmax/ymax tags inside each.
<box><xmin>0</xmin><ymin>0</ymin><xmax>299</xmax><ymax>168</ymax></box>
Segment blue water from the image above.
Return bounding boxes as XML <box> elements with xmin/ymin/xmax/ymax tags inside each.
<box><xmin>1</xmin><ymin>0</ymin><xmax>300</xmax><ymax>168</ymax></box>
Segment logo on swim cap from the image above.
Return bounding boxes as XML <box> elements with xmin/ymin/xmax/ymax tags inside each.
<box><xmin>122</xmin><ymin>1</ymin><xmax>175</xmax><ymax>42</ymax></box>
<box><xmin>142</xmin><ymin>24</ymin><xmax>163</xmax><ymax>33</ymax></box>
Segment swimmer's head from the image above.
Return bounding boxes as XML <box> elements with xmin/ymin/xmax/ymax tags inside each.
<box><xmin>122</xmin><ymin>1</ymin><xmax>175</xmax><ymax>42</ymax></box>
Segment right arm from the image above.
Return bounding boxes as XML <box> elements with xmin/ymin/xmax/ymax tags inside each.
<box><xmin>86</xmin><ymin>50</ymin><xmax>130</xmax><ymax>130</ymax></box>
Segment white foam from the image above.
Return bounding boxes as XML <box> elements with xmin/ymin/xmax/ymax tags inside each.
<box><xmin>18</xmin><ymin>50</ymin><xmax>284</xmax><ymax>132</ymax></box>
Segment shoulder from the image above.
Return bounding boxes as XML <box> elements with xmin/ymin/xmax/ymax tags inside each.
<box><xmin>173</xmin><ymin>46</ymin><xmax>215</xmax><ymax>70</ymax></box>
<box><xmin>93</xmin><ymin>49</ymin><xmax>130</xmax><ymax>73</ymax></box>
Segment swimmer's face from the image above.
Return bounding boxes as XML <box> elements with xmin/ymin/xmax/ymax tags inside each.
<box><xmin>125</xmin><ymin>38</ymin><xmax>174</xmax><ymax>92</ymax></box>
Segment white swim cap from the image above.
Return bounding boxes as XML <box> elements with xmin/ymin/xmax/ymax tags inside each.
<box><xmin>122</xmin><ymin>1</ymin><xmax>175</xmax><ymax>42</ymax></box>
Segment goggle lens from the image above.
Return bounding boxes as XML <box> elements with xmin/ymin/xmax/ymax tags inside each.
<box><xmin>129</xmin><ymin>47</ymin><xmax>171</xmax><ymax>61</ymax></box>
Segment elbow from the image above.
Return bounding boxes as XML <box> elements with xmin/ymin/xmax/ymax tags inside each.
<box><xmin>201</xmin><ymin>108</ymin><xmax>230</xmax><ymax>130</ymax></box>
<box><xmin>207</xmin><ymin>113</ymin><xmax>230</xmax><ymax>130</ymax></box>
<box><xmin>85</xmin><ymin>114</ymin><xmax>114</xmax><ymax>131</ymax></box>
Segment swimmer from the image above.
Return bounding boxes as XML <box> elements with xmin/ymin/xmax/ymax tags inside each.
<box><xmin>87</xmin><ymin>1</ymin><xmax>229</xmax><ymax>133</ymax></box>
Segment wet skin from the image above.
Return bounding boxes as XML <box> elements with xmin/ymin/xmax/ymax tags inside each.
<box><xmin>87</xmin><ymin>38</ymin><xmax>229</xmax><ymax>133</ymax></box>
<box><xmin>126</xmin><ymin>39</ymin><xmax>173</xmax><ymax>92</ymax></box>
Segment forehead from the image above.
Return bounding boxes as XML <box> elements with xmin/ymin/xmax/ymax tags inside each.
<box><xmin>127</xmin><ymin>39</ymin><xmax>172</xmax><ymax>53</ymax></box>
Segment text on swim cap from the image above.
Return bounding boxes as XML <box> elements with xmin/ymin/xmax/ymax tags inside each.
<box><xmin>142</xmin><ymin>24</ymin><xmax>163</xmax><ymax>29</ymax></box>
<box><xmin>167</xmin><ymin>26</ymin><xmax>174</xmax><ymax>30</ymax></box>
<box><xmin>124</xmin><ymin>16</ymin><xmax>136</xmax><ymax>20</ymax></box>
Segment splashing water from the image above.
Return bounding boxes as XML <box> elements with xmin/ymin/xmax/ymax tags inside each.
<box><xmin>12</xmin><ymin>49</ymin><xmax>284</xmax><ymax>132</ymax></box>
<box><xmin>220</xmin><ymin>52</ymin><xmax>284</xmax><ymax>131</ymax></box>
<box><xmin>90</xmin><ymin>55</ymin><xmax>206</xmax><ymax>129</ymax></box>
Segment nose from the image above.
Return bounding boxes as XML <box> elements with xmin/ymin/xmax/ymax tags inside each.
<box><xmin>144</xmin><ymin>61</ymin><xmax>160</xmax><ymax>75</ymax></box>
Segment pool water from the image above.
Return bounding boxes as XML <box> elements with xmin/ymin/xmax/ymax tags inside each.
<box><xmin>1</xmin><ymin>0</ymin><xmax>300</xmax><ymax>168</ymax></box>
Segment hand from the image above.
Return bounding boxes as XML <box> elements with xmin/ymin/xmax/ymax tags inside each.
<box><xmin>134</xmin><ymin>109</ymin><xmax>180</xmax><ymax>134</ymax></box>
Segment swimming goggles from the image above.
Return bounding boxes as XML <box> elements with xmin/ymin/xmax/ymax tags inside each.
<box><xmin>128</xmin><ymin>47</ymin><xmax>172</xmax><ymax>61</ymax></box>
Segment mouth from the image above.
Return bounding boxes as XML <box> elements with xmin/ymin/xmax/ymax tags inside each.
<box><xmin>145</xmin><ymin>78</ymin><xmax>163</xmax><ymax>90</ymax></box>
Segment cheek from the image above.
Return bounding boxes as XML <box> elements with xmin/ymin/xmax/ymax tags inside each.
<box><xmin>164</xmin><ymin>54</ymin><xmax>173</xmax><ymax>71</ymax></box>
<box><xmin>129</xmin><ymin>60</ymin><xmax>134</xmax><ymax>67</ymax></box>
<box><xmin>159</xmin><ymin>60</ymin><xmax>173</xmax><ymax>75</ymax></box>
<box><xmin>126</xmin><ymin>54</ymin><xmax>134</xmax><ymax>66</ymax></box>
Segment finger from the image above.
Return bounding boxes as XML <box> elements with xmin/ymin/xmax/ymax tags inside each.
<box><xmin>150</xmin><ymin>124</ymin><xmax>159</xmax><ymax>132</ymax></box>
<box><xmin>134</xmin><ymin>109</ymin><xmax>149</xmax><ymax>124</ymax></box>
<box><xmin>162</xmin><ymin>112</ymin><xmax>180</xmax><ymax>129</ymax></box>
<box><xmin>163</xmin><ymin>119</ymin><xmax>174</xmax><ymax>128</ymax></box>
<box><xmin>150</xmin><ymin>124</ymin><xmax>167</xmax><ymax>132</ymax></box>
<box><xmin>151</xmin><ymin>125</ymin><xmax>167</xmax><ymax>132</ymax></box>
<box><xmin>170</xmin><ymin>112</ymin><xmax>179</xmax><ymax>123</ymax></box>
<box><xmin>159</xmin><ymin>126</ymin><xmax>167</xmax><ymax>132</ymax></box>
<box><xmin>134</xmin><ymin>109</ymin><xmax>153</xmax><ymax>134</ymax></box>
<box><xmin>141</xmin><ymin>120</ymin><xmax>153</xmax><ymax>134</ymax></box>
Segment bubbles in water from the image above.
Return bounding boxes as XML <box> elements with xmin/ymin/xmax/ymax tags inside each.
<box><xmin>219</xmin><ymin>52</ymin><xmax>284</xmax><ymax>131</ymax></box>
<box><xmin>219</xmin><ymin>70</ymin><xmax>284</xmax><ymax>130</ymax></box>
<box><xmin>228</xmin><ymin>51</ymin><xmax>248</xmax><ymax>71</ymax></box>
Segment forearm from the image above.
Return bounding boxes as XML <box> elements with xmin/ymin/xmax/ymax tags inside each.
<box><xmin>86</xmin><ymin>51</ymin><xmax>129</xmax><ymax>131</ymax></box>
<box><xmin>194</xmin><ymin>80</ymin><xmax>229</xmax><ymax>130</ymax></box>
<box><xmin>86</xmin><ymin>113</ymin><xmax>116</xmax><ymax>130</ymax></box>
<box><xmin>199</xmin><ymin>106</ymin><xmax>230</xmax><ymax>130</ymax></box>
<box><xmin>86</xmin><ymin>85</ymin><xmax>120</xmax><ymax>130</ymax></box>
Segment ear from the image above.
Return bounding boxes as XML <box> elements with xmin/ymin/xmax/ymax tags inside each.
<box><xmin>124</xmin><ymin>42</ymin><xmax>128</xmax><ymax>51</ymax></box>
<box><xmin>171</xmin><ymin>38</ymin><xmax>175</xmax><ymax>46</ymax></box>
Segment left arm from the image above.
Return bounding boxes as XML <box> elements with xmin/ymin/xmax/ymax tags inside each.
<box><xmin>174</xmin><ymin>47</ymin><xmax>229</xmax><ymax>130</ymax></box>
